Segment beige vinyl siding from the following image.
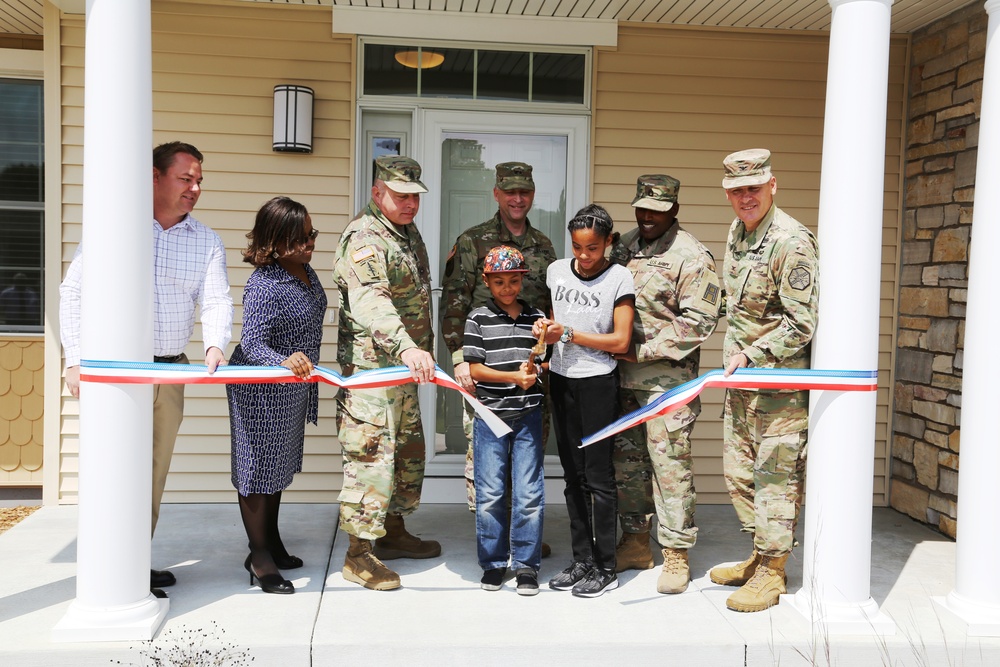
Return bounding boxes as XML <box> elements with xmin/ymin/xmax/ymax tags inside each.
<box><xmin>57</xmin><ymin>1</ymin><xmax>354</xmax><ymax>503</ymax></box>
<box><xmin>594</xmin><ymin>23</ymin><xmax>906</xmax><ymax>506</ymax></box>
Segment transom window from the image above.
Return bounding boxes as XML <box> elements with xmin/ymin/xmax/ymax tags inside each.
<box><xmin>0</xmin><ymin>78</ymin><xmax>44</xmax><ymax>333</ymax></box>
<box><xmin>362</xmin><ymin>42</ymin><xmax>587</xmax><ymax>105</ymax></box>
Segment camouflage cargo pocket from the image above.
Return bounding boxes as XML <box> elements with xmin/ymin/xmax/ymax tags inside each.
<box><xmin>337</xmin><ymin>488</ymin><xmax>366</xmax><ymax>505</ymax></box>
<box><xmin>757</xmin><ymin>432</ymin><xmax>804</xmax><ymax>477</ymax></box>
<box><xmin>337</xmin><ymin>390</ymin><xmax>389</xmax><ymax>461</ymax></box>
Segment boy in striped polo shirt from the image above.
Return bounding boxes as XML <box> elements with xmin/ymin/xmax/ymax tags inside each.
<box><xmin>464</xmin><ymin>245</ymin><xmax>546</xmax><ymax>596</ymax></box>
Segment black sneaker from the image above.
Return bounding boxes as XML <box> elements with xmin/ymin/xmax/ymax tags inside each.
<box><xmin>571</xmin><ymin>567</ymin><xmax>618</xmax><ymax>598</ymax></box>
<box><xmin>481</xmin><ymin>567</ymin><xmax>506</xmax><ymax>591</ymax></box>
<box><xmin>516</xmin><ymin>569</ymin><xmax>539</xmax><ymax>596</ymax></box>
<box><xmin>548</xmin><ymin>560</ymin><xmax>593</xmax><ymax>591</ymax></box>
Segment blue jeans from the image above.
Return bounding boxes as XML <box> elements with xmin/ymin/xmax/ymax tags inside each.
<box><xmin>474</xmin><ymin>407</ymin><xmax>545</xmax><ymax>572</ymax></box>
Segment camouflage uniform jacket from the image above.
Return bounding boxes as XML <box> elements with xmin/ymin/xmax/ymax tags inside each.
<box><xmin>723</xmin><ymin>205</ymin><xmax>819</xmax><ymax>372</ymax></box>
<box><xmin>334</xmin><ymin>201</ymin><xmax>433</xmax><ymax>372</ymax></box>
<box><xmin>440</xmin><ymin>212</ymin><xmax>557</xmax><ymax>365</ymax></box>
<box><xmin>611</xmin><ymin>223</ymin><xmax>721</xmax><ymax>429</ymax></box>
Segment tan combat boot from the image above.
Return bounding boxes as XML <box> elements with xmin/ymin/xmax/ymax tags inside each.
<box><xmin>614</xmin><ymin>531</ymin><xmax>654</xmax><ymax>572</ymax></box>
<box><xmin>710</xmin><ymin>548</ymin><xmax>761</xmax><ymax>586</ymax></box>
<box><xmin>725</xmin><ymin>554</ymin><xmax>789</xmax><ymax>613</ymax></box>
<box><xmin>656</xmin><ymin>548</ymin><xmax>690</xmax><ymax>594</ymax></box>
<box><xmin>343</xmin><ymin>534</ymin><xmax>401</xmax><ymax>591</ymax></box>
<box><xmin>373</xmin><ymin>513</ymin><xmax>442</xmax><ymax>560</ymax></box>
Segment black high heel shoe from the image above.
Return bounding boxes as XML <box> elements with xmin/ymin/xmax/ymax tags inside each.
<box><xmin>245</xmin><ymin>550</ymin><xmax>303</xmax><ymax>570</ymax></box>
<box><xmin>246</xmin><ymin>544</ymin><xmax>304</xmax><ymax>570</ymax></box>
<box><xmin>243</xmin><ymin>555</ymin><xmax>294</xmax><ymax>594</ymax></box>
<box><xmin>273</xmin><ymin>552</ymin><xmax>304</xmax><ymax>570</ymax></box>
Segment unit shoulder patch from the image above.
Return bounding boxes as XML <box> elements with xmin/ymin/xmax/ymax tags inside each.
<box><xmin>350</xmin><ymin>245</ymin><xmax>383</xmax><ymax>283</ymax></box>
<box><xmin>788</xmin><ymin>266</ymin><xmax>811</xmax><ymax>291</ymax></box>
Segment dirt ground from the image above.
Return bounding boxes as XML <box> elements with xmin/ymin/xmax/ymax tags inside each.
<box><xmin>0</xmin><ymin>506</ymin><xmax>40</xmax><ymax>535</ymax></box>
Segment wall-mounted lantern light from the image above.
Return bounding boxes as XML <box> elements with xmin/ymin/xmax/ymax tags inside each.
<box><xmin>273</xmin><ymin>84</ymin><xmax>314</xmax><ymax>153</ymax></box>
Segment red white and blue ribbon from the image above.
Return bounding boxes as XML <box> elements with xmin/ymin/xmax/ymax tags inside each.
<box><xmin>80</xmin><ymin>359</ymin><xmax>513</xmax><ymax>437</ymax></box>
<box><xmin>581</xmin><ymin>368</ymin><xmax>878</xmax><ymax>447</ymax></box>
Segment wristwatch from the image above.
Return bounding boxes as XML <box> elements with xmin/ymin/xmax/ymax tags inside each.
<box><xmin>560</xmin><ymin>326</ymin><xmax>574</xmax><ymax>344</ymax></box>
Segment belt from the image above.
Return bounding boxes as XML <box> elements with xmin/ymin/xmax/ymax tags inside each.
<box><xmin>154</xmin><ymin>354</ymin><xmax>185</xmax><ymax>364</ymax></box>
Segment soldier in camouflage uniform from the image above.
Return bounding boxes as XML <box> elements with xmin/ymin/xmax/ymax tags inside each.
<box><xmin>333</xmin><ymin>156</ymin><xmax>441</xmax><ymax>591</ymax></box>
<box><xmin>710</xmin><ymin>149</ymin><xmax>819</xmax><ymax>613</ymax></box>
<box><xmin>610</xmin><ymin>175</ymin><xmax>721</xmax><ymax>594</ymax></box>
<box><xmin>440</xmin><ymin>162</ymin><xmax>558</xmax><ymax>515</ymax></box>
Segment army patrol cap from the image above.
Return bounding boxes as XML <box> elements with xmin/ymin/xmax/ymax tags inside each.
<box><xmin>375</xmin><ymin>155</ymin><xmax>428</xmax><ymax>194</ymax></box>
<box><xmin>722</xmin><ymin>149</ymin><xmax>773</xmax><ymax>189</ymax></box>
<box><xmin>631</xmin><ymin>174</ymin><xmax>680</xmax><ymax>212</ymax></box>
<box><xmin>495</xmin><ymin>162</ymin><xmax>535</xmax><ymax>192</ymax></box>
<box><xmin>482</xmin><ymin>245</ymin><xmax>529</xmax><ymax>274</ymax></box>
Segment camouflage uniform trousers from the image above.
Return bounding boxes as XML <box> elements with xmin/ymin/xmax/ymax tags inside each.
<box><xmin>336</xmin><ymin>382</ymin><xmax>426</xmax><ymax>540</ymax></box>
<box><xmin>614</xmin><ymin>388</ymin><xmax>697</xmax><ymax>549</ymax></box>
<box><xmin>723</xmin><ymin>388</ymin><xmax>808</xmax><ymax>557</ymax></box>
<box><xmin>464</xmin><ymin>388</ymin><xmax>552</xmax><ymax>511</ymax></box>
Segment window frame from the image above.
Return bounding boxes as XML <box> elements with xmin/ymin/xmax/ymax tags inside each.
<box><xmin>0</xmin><ymin>75</ymin><xmax>45</xmax><ymax>334</ymax></box>
<box><xmin>358</xmin><ymin>37</ymin><xmax>592</xmax><ymax>113</ymax></box>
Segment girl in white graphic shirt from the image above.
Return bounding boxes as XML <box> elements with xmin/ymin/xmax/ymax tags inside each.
<box><xmin>534</xmin><ymin>204</ymin><xmax>635</xmax><ymax>598</ymax></box>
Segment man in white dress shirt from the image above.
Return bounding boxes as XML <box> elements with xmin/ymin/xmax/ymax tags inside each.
<box><xmin>59</xmin><ymin>142</ymin><xmax>234</xmax><ymax>597</ymax></box>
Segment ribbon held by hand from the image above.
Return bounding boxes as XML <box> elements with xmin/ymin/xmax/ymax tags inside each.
<box><xmin>79</xmin><ymin>359</ymin><xmax>513</xmax><ymax>437</ymax></box>
<box><xmin>581</xmin><ymin>367</ymin><xmax>878</xmax><ymax>447</ymax></box>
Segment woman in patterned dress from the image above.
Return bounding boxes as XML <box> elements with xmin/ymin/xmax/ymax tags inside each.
<box><xmin>227</xmin><ymin>196</ymin><xmax>326</xmax><ymax>594</ymax></box>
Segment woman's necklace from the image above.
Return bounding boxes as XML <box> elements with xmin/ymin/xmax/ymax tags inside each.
<box><xmin>577</xmin><ymin>257</ymin><xmax>608</xmax><ymax>279</ymax></box>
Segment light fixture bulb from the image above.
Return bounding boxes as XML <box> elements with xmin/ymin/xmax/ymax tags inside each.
<box><xmin>394</xmin><ymin>50</ymin><xmax>445</xmax><ymax>69</ymax></box>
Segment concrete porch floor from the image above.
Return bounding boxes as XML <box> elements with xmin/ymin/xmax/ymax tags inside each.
<box><xmin>0</xmin><ymin>501</ymin><xmax>997</xmax><ymax>666</ymax></box>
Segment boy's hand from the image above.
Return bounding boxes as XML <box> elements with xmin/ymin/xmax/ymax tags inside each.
<box><xmin>514</xmin><ymin>362</ymin><xmax>538</xmax><ymax>390</ymax></box>
<box><xmin>453</xmin><ymin>361</ymin><xmax>475</xmax><ymax>392</ymax></box>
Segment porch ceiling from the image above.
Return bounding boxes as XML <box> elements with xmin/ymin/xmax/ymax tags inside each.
<box><xmin>260</xmin><ymin>0</ymin><xmax>973</xmax><ymax>33</ymax></box>
<box><xmin>2</xmin><ymin>0</ymin><xmax>981</xmax><ymax>36</ymax></box>
<box><xmin>0</xmin><ymin>0</ymin><xmax>42</xmax><ymax>35</ymax></box>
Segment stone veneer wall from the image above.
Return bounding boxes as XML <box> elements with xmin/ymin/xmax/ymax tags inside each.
<box><xmin>894</xmin><ymin>1</ymin><xmax>984</xmax><ymax>539</ymax></box>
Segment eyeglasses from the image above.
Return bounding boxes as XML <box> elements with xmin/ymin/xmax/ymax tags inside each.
<box><xmin>294</xmin><ymin>228</ymin><xmax>319</xmax><ymax>245</ymax></box>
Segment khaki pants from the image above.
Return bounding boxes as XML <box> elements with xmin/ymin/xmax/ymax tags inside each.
<box><xmin>151</xmin><ymin>356</ymin><xmax>187</xmax><ymax>535</ymax></box>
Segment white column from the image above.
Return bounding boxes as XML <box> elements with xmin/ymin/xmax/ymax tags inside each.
<box><xmin>52</xmin><ymin>0</ymin><xmax>165</xmax><ymax>641</ymax></box>
<box><xmin>784</xmin><ymin>0</ymin><xmax>896</xmax><ymax>635</ymax></box>
<box><xmin>935</xmin><ymin>0</ymin><xmax>1000</xmax><ymax>637</ymax></box>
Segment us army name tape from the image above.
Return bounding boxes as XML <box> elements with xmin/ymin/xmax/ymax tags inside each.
<box><xmin>581</xmin><ymin>368</ymin><xmax>878</xmax><ymax>447</ymax></box>
<box><xmin>79</xmin><ymin>360</ymin><xmax>513</xmax><ymax>437</ymax></box>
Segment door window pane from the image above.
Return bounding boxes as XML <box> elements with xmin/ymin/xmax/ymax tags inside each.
<box><xmin>477</xmin><ymin>50</ymin><xmax>529</xmax><ymax>101</ymax></box>
<box><xmin>434</xmin><ymin>132</ymin><xmax>567</xmax><ymax>456</ymax></box>
<box><xmin>422</xmin><ymin>48</ymin><xmax>474</xmax><ymax>99</ymax></box>
<box><xmin>363</xmin><ymin>43</ymin><xmax>418</xmax><ymax>96</ymax></box>
<box><xmin>533</xmin><ymin>53</ymin><xmax>585</xmax><ymax>104</ymax></box>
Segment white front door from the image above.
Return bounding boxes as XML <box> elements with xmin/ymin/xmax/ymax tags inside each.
<box><xmin>415</xmin><ymin>110</ymin><xmax>589</xmax><ymax>502</ymax></box>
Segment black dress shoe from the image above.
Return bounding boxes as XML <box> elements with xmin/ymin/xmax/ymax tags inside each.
<box><xmin>151</xmin><ymin>588</ymin><xmax>168</xmax><ymax>599</ymax></box>
<box><xmin>150</xmin><ymin>569</ymin><xmax>176</xmax><ymax>588</ymax></box>
<box><xmin>244</xmin><ymin>555</ymin><xmax>294</xmax><ymax>594</ymax></box>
